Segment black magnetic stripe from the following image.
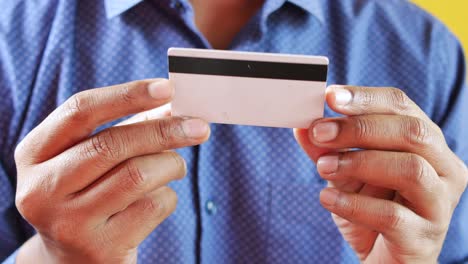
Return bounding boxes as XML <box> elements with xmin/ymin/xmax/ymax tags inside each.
<box><xmin>168</xmin><ymin>56</ymin><xmax>328</xmax><ymax>82</ymax></box>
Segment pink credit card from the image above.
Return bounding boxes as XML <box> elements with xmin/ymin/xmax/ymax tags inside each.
<box><xmin>168</xmin><ymin>48</ymin><xmax>329</xmax><ymax>128</ymax></box>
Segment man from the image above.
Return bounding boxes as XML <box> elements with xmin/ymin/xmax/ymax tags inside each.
<box><xmin>1</xmin><ymin>0</ymin><xmax>467</xmax><ymax>263</ymax></box>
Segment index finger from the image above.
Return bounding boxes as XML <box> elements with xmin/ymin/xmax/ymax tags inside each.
<box><xmin>326</xmin><ymin>85</ymin><xmax>433</xmax><ymax>124</ymax></box>
<box><xmin>16</xmin><ymin>79</ymin><xmax>174</xmax><ymax>164</ymax></box>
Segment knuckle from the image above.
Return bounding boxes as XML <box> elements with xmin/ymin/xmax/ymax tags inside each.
<box><xmin>146</xmin><ymin>187</ymin><xmax>178</xmax><ymax>217</ymax></box>
<box><xmin>405</xmin><ymin>154</ymin><xmax>429</xmax><ymax>186</ymax></box>
<box><xmin>341</xmin><ymin>194</ymin><xmax>360</xmax><ymax>219</ymax></box>
<box><xmin>349</xmin><ymin>151</ymin><xmax>366</xmax><ymax>172</ymax></box>
<box><xmin>168</xmin><ymin>152</ymin><xmax>187</xmax><ymax>180</ymax></box>
<box><xmin>153</xmin><ymin>119</ymin><xmax>176</xmax><ymax>148</ymax></box>
<box><xmin>142</xmin><ymin>196</ymin><xmax>161</xmax><ymax>214</ymax></box>
<box><xmin>86</xmin><ymin>129</ymin><xmax>122</xmax><ymax>160</ymax></box>
<box><xmin>421</xmin><ymin>220</ymin><xmax>449</xmax><ymax>241</ymax></box>
<box><xmin>118</xmin><ymin>82</ymin><xmax>141</xmax><ymax>107</ymax></box>
<box><xmin>354</xmin><ymin>117</ymin><xmax>375</xmax><ymax>141</ymax></box>
<box><xmin>406</xmin><ymin>117</ymin><xmax>431</xmax><ymax>147</ymax></box>
<box><xmin>15</xmin><ymin>135</ymin><xmax>51</xmax><ymax>166</ymax></box>
<box><xmin>124</xmin><ymin>159</ymin><xmax>146</xmax><ymax>192</ymax></box>
<box><xmin>404</xmin><ymin>154</ymin><xmax>442</xmax><ymax>198</ymax></box>
<box><xmin>14</xmin><ymin>141</ymin><xmax>26</xmax><ymax>165</ymax></box>
<box><xmin>47</xmin><ymin>220</ymin><xmax>81</xmax><ymax>247</ymax></box>
<box><xmin>357</xmin><ymin>86</ymin><xmax>374</xmax><ymax>109</ymax></box>
<box><xmin>382</xmin><ymin>205</ymin><xmax>406</xmax><ymax>231</ymax></box>
<box><xmin>389</xmin><ymin>88</ymin><xmax>410</xmax><ymax>113</ymax></box>
<box><xmin>64</xmin><ymin>92</ymin><xmax>93</xmax><ymax>123</ymax></box>
<box><xmin>15</xmin><ymin>189</ymin><xmax>40</xmax><ymax>223</ymax></box>
<box><xmin>15</xmin><ymin>185</ymin><xmax>56</xmax><ymax>229</ymax></box>
<box><xmin>16</xmin><ymin>178</ymin><xmax>68</xmax><ymax>229</ymax></box>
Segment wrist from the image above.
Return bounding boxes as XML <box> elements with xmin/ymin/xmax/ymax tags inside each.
<box><xmin>16</xmin><ymin>234</ymin><xmax>138</xmax><ymax>264</ymax></box>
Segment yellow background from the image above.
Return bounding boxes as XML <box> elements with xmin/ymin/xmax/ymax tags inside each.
<box><xmin>412</xmin><ymin>0</ymin><xmax>468</xmax><ymax>55</ymax></box>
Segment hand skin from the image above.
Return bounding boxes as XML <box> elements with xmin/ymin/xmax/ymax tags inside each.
<box><xmin>295</xmin><ymin>85</ymin><xmax>468</xmax><ymax>263</ymax></box>
<box><xmin>14</xmin><ymin>79</ymin><xmax>210</xmax><ymax>263</ymax></box>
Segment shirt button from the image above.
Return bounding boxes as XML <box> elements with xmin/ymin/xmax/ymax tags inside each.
<box><xmin>169</xmin><ymin>0</ymin><xmax>184</xmax><ymax>10</ymax></box>
<box><xmin>205</xmin><ymin>200</ymin><xmax>217</xmax><ymax>215</ymax></box>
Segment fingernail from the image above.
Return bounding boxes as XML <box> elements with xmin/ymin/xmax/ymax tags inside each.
<box><xmin>312</xmin><ymin>122</ymin><xmax>339</xmax><ymax>143</ymax></box>
<box><xmin>182</xmin><ymin>119</ymin><xmax>209</xmax><ymax>139</ymax></box>
<box><xmin>320</xmin><ymin>188</ymin><xmax>340</xmax><ymax>207</ymax></box>
<box><xmin>148</xmin><ymin>80</ymin><xmax>173</xmax><ymax>100</ymax></box>
<box><xmin>332</xmin><ymin>87</ymin><xmax>352</xmax><ymax>106</ymax></box>
<box><xmin>317</xmin><ymin>155</ymin><xmax>339</xmax><ymax>175</ymax></box>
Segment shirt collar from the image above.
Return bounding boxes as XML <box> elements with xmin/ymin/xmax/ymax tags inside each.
<box><xmin>104</xmin><ymin>0</ymin><xmax>143</xmax><ymax>19</ymax></box>
<box><xmin>104</xmin><ymin>0</ymin><xmax>324</xmax><ymax>23</ymax></box>
<box><xmin>288</xmin><ymin>0</ymin><xmax>324</xmax><ymax>23</ymax></box>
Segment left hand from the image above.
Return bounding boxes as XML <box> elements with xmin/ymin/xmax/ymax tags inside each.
<box><xmin>295</xmin><ymin>85</ymin><xmax>468</xmax><ymax>263</ymax></box>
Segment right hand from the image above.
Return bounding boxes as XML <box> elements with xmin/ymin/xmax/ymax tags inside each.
<box><xmin>14</xmin><ymin>79</ymin><xmax>210</xmax><ymax>263</ymax></box>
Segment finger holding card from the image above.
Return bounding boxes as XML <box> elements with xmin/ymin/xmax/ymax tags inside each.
<box><xmin>296</xmin><ymin>85</ymin><xmax>468</xmax><ymax>263</ymax></box>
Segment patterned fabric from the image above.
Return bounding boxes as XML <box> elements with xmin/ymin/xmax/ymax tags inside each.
<box><xmin>1</xmin><ymin>0</ymin><xmax>467</xmax><ymax>263</ymax></box>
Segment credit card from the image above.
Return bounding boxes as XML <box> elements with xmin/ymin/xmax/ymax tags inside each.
<box><xmin>168</xmin><ymin>48</ymin><xmax>329</xmax><ymax>128</ymax></box>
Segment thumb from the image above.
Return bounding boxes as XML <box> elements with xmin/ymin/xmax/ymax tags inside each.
<box><xmin>293</xmin><ymin>128</ymin><xmax>335</xmax><ymax>163</ymax></box>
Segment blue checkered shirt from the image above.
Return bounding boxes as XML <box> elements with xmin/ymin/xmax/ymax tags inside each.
<box><xmin>1</xmin><ymin>0</ymin><xmax>467</xmax><ymax>263</ymax></box>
